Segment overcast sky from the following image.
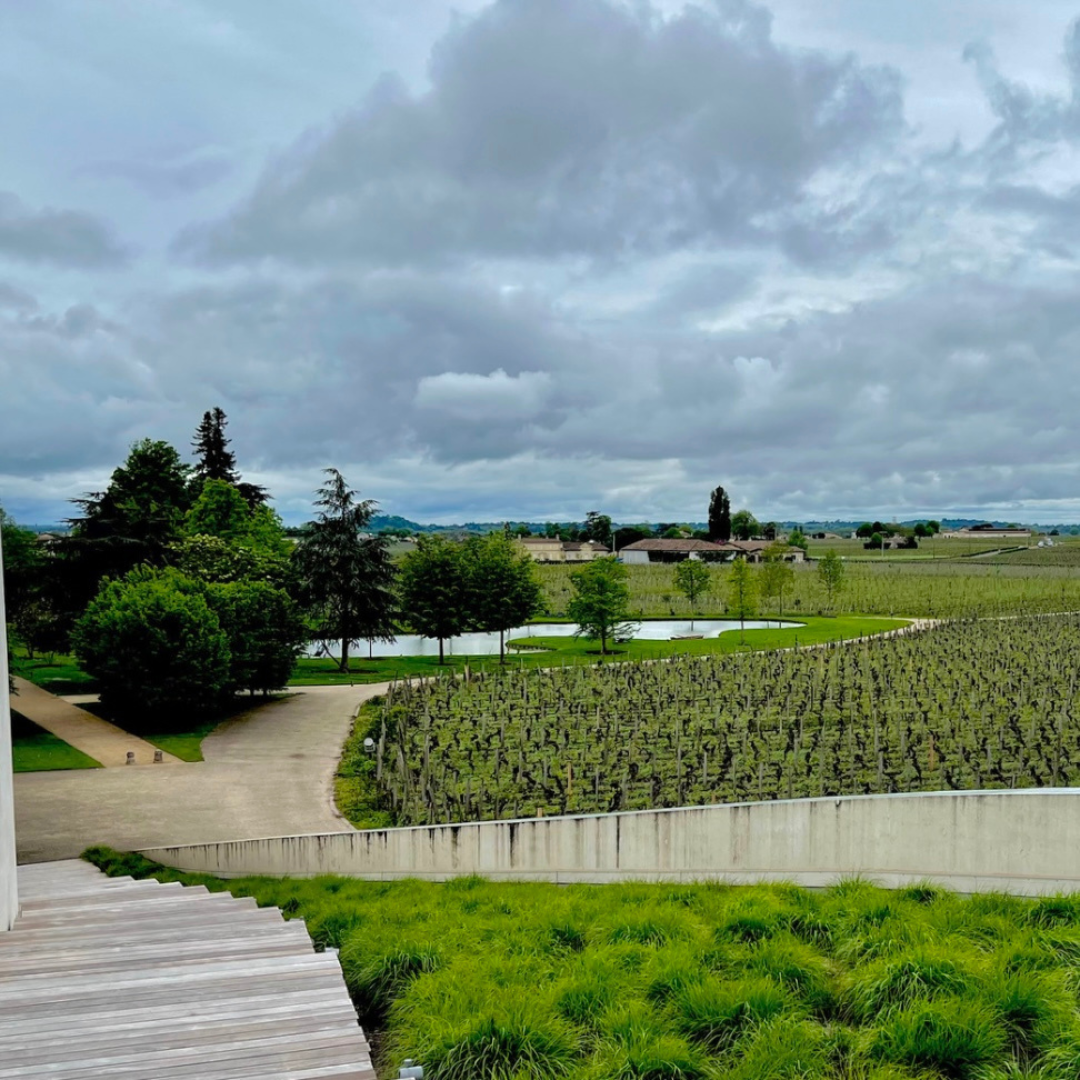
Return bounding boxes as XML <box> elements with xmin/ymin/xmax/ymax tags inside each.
<box><xmin>4</xmin><ymin>0</ymin><xmax>1080</xmax><ymax>525</ymax></box>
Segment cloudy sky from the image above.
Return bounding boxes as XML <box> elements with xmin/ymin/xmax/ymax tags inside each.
<box><xmin>4</xmin><ymin>0</ymin><xmax>1080</xmax><ymax>525</ymax></box>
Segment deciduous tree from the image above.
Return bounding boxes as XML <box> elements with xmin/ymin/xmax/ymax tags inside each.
<box><xmin>673</xmin><ymin>559</ymin><xmax>711</xmax><ymax>628</ymax></box>
<box><xmin>817</xmin><ymin>549</ymin><xmax>845</xmax><ymax>610</ymax></box>
<box><xmin>208</xmin><ymin>580</ymin><xmax>306</xmax><ymax>695</ymax></box>
<box><xmin>398</xmin><ymin>534</ymin><xmax>470</xmax><ymax>664</ymax></box>
<box><xmin>731</xmin><ymin>509</ymin><xmax>759</xmax><ymax>541</ymax></box>
<box><xmin>72</xmin><ymin>567</ymin><xmax>230</xmax><ymax>722</ymax></box>
<box><xmin>759</xmin><ymin>544</ymin><xmax>795</xmax><ymax>617</ymax></box>
<box><xmin>463</xmin><ymin>532</ymin><xmax>542</xmax><ymax>662</ymax></box>
<box><xmin>726</xmin><ymin>557</ymin><xmax>757</xmax><ymax>640</ymax></box>
<box><xmin>567</xmin><ymin>556</ymin><xmax>635</xmax><ymax>655</ymax></box>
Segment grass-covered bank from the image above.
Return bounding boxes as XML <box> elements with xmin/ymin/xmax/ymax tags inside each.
<box><xmin>11</xmin><ymin>710</ymin><xmax>100</xmax><ymax>771</ymax></box>
<box><xmin>85</xmin><ymin>845</ymin><xmax>1080</xmax><ymax>1080</ymax></box>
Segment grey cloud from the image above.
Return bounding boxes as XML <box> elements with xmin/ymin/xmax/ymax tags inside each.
<box><xmin>0</xmin><ymin>193</ymin><xmax>127</xmax><ymax>268</ymax></box>
<box><xmin>962</xmin><ymin>20</ymin><xmax>1080</xmax><ymax>160</ymax></box>
<box><xmin>86</xmin><ymin>149</ymin><xmax>235</xmax><ymax>197</ymax></box>
<box><xmin>0</xmin><ymin>282</ymin><xmax>38</xmax><ymax>312</ymax></box>
<box><xmin>177</xmin><ymin>0</ymin><xmax>903</xmax><ymax>266</ymax></box>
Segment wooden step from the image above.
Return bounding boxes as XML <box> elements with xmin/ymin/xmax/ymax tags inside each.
<box><xmin>2</xmin><ymin>861</ymin><xmax>374</xmax><ymax>1080</ymax></box>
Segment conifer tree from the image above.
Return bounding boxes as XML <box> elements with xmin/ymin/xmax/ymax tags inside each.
<box><xmin>192</xmin><ymin>408</ymin><xmax>239</xmax><ymax>486</ymax></box>
<box><xmin>708</xmin><ymin>485</ymin><xmax>732</xmax><ymax>542</ymax></box>
<box><xmin>190</xmin><ymin>407</ymin><xmax>267</xmax><ymax>507</ymax></box>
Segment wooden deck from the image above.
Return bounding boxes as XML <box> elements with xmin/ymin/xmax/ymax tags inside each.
<box><xmin>0</xmin><ymin>860</ymin><xmax>375</xmax><ymax>1079</ymax></box>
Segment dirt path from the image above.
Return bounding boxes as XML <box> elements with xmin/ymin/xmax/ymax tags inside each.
<box><xmin>14</xmin><ymin>683</ymin><xmax>390</xmax><ymax>863</ymax></box>
<box><xmin>11</xmin><ymin>678</ymin><xmax>180</xmax><ymax>768</ymax></box>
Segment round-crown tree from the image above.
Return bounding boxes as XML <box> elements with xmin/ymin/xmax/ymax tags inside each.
<box><xmin>72</xmin><ymin>567</ymin><xmax>230</xmax><ymax>723</ymax></box>
<box><xmin>567</xmin><ymin>556</ymin><xmax>635</xmax><ymax>655</ymax></box>
<box><xmin>398</xmin><ymin>534</ymin><xmax>471</xmax><ymax>664</ymax></box>
<box><xmin>463</xmin><ymin>532</ymin><xmax>543</xmax><ymax>663</ymax></box>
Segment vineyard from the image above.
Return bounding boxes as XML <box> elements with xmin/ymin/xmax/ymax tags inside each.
<box><xmin>537</xmin><ymin>559</ymin><xmax>1080</xmax><ymax>619</ymax></box>
<box><xmin>364</xmin><ymin>614</ymin><xmax>1080</xmax><ymax>826</ymax></box>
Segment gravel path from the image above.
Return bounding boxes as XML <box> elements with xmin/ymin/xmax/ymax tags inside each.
<box><xmin>14</xmin><ymin>684</ymin><xmax>390</xmax><ymax>863</ymax></box>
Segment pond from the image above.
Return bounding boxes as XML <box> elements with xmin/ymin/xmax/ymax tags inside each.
<box><xmin>308</xmin><ymin>619</ymin><xmax>804</xmax><ymax>659</ymax></box>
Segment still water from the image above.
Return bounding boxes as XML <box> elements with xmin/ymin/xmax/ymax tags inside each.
<box><xmin>309</xmin><ymin>619</ymin><xmax>803</xmax><ymax>659</ymax></box>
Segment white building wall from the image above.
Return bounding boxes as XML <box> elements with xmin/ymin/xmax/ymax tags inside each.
<box><xmin>140</xmin><ymin>789</ymin><xmax>1080</xmax><ymax>896</ymax></box>
<box><xmin>0</xmin><ymin>529</ymin><xmax>19</xmax><ymax>930</ymax></box>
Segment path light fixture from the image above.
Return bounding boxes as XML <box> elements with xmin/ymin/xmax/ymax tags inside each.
<box><xmin>363</xmin><ymin>737</ymin><xmax>376</xmax><ymax>755</ymax></box>
<box><xmin>398</xmin><ymin>1061</ymin><xmax>424</xmax><ymax>1079</ymax></box>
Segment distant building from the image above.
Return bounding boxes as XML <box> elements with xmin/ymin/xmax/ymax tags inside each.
<box><xmin>517</xmin><ymin>538</ymin><xmax>609</xmax><ymax>563</ymax></box>
<box><xmin>939</xmin><ymin>525</ymin><xmax>1032</xmax><ymax>539</ymax></box>
<box><xmin>619</xmin><ymin>538</ymin><xmax>804</xmax><ymax>565</ymax></box>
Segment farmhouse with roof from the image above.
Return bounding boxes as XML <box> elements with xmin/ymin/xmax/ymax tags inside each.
<box><xmin>618</xmin><ymin>538</ymin><xmax>804</xmax><ymax>565</ymax></box>
<box><xmin>517</xmin><ymin>537</ymin><xmax>610</xmax><ymax>563</ymax></box>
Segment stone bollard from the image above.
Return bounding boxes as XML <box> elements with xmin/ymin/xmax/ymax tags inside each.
<box><xmin>125</xmin><ymin>751</ymin><xmax>135</xmax><ymax>765</ymax></box>
<box><xmin>153</xmin><ymin>749</ymin><xmax>163</xmax><ymax>763</ymax></box>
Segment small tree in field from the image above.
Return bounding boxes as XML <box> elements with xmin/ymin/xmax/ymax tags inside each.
<box><xmin>673</xmin><ymin>559</ymin><xmax>711</xmax><ymax>628</ymax></box>
<box><xmin>726</xmin><ymin>557</ymin><xmax>757</xmax><ymax>641</ymax></box>
<box><xmin>463</xmin><ymin>532</ymin><xmax>542</xmax><ymax>663</ymax></box>
<box><xmin>567</xmin><ymin>557</ymin><xmax>634</xmax><ymax>655</ymax></box>
<box><xmin>759</xmin><ymin>544</ymin><xmax>795</xmax><ymax>617</ymax></box>
<box><xmin>817</xmin><ymin>549</ymin><xmax>845</xmax><ymax>611</ymax></box>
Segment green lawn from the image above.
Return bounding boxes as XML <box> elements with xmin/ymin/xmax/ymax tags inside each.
<box><xmin>85</xmin><ymin>845</ymin><xmax>1080</xmax><ymax>1080</ymax></box>
<box><xmin>74</xmin><ymin>696</ymin><xmax>285</xmax><ymax>762</ymax></box>
<box><xmin>11</xmin><ymin>710</ymin><xmax>100</xmax><ymax>772</ymax></box>
<box><xmin>10</xmin><ymin>650</ymin><xmax>97</xmax><ymax>694</ymax></box>
<box><xmin>291</xmin><ymin>616</ymin><xmax>909</xmax><ymax>684</ymax></box>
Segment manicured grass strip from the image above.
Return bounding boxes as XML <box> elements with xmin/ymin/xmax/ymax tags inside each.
<box><xmin>76</xmin><ymin>696</ymin><xmax>284</xmax><ymax>762</ymax></box>
<box><xmin>83</xmin><ymin>846</ymin><xmax>1080</xmax><ymax>1080</ymax></box>
<box><xmin>291</xmin><ymin>616</ymin><xmax>909</xmax><ymax>685</ymax></box>
<box><xmin>515</xmin><ymin>616</ymin><xmax>910</xmax><ymax>662</ymax></box>
<box><xmin>335</xmin><ymin>699</ymin><xmax>394</xmax><ymax>829</ymax></box>
<box><xmin>142</xmin><ymin>720</ymin><xmax>222</xmax><ymax>762</ymax></box>
<box><xmin>10</xmin><ymin>649</ymin><xmax>97</xmax><ymax>694</ymax></box>
<box><xmin>11</xmin><ymin>710</ymin><xmax>101</xmax><ymax>771</ymax></box>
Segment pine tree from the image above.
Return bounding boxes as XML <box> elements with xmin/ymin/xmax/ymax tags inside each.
<box><xmin>191</xmin><ymin>407</ymin><xmax>267</xmax><ymax>507</ymax></box>
<box><xmin>708</xmin><ymin>485</ymin><xmax>732</xmax><ymax>542</ymax></box>
<box><xmin>293</xmin><ymin>469</ymin><xmax>396</xmax><ymax>671</ymax></box>
<box><xmin>192</xmin><ymin>408</ymin><xmax>239</xmax><ymax>487</ymax></box>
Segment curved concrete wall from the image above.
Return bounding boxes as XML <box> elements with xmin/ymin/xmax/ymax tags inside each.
<box><xmin>139</xmin><ymin>789</ymin><xmax>1080</xmax><ymax>896</ymax></box>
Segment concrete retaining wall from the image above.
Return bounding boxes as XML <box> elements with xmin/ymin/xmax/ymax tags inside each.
<box><xmin>0</xmin><ymin>531</ymin><xmax>19</xmax><ymax>930</ymax></box>
<box><xmin>140</xmin><ymin>788</ymin><xmax>1080</xmax><ymax>896</ymax></box>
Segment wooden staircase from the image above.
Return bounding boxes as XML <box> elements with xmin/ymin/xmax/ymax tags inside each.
<box><xmin>0</xmin><ymin>860</ymin><xmax>375</xmax><ymax>1079</ymax></box>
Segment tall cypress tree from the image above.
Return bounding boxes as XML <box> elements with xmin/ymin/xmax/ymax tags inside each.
<box><xmin>708</xmin><ymin>485</ymin><xmax>732</xmax><ymax>542</ymax></box>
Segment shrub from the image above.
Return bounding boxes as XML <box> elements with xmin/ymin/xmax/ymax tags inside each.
<box><xmin>871</xmin><ymin>999</ymin><xmax>1006</xmax><ymax>1079</ymax></box>
<box><xmin>844</xmin><ymin>948</ymin><xmax>974</xmax><ymax>1022</ymax></box>
<box><xmin>411</xmin><ymin>1008</ymin><xmax>579</xmax><ymax>1080</ymax></box>
<box><xmin>72</xmin><ymin>567</ymin><xmax>230</xmax><ymax>721</ymax></box>
<box><xmin>675</xmin><ymin>976</ymin><xmax>793</xmax><ymax>1052</ymax></box>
